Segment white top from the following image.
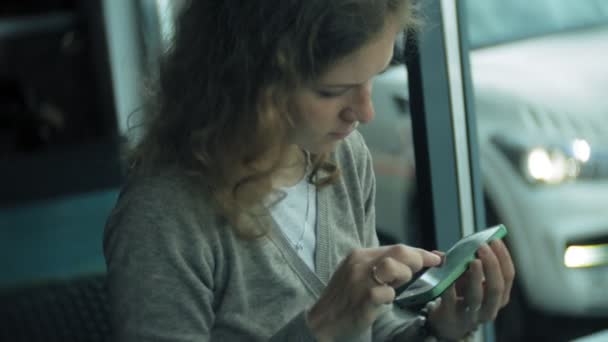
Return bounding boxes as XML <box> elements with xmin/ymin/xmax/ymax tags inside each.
<box><xmin>269</xmin><ymin>160</ymin><xmax>317</xmax><ymax>271</ymax></box>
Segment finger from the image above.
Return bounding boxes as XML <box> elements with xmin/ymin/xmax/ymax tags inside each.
<box><xmin>431</xmin><ymin>250</ymin><xmax>446</xmax><ymax>266</ymax></box>
<box><xmin>358</xmin><ymin>285</ymin><xmax>396</xmax><ymax>327</ymax></box>
<box><xmin>346</xmin><ymin>244</ymin><xmax>439</xmax><ymax>264</ymax></box>
<box><xmin>463</xmin><ymin>259</ymin><xmax>484</xmax><ymax>313</ymax></box>
<box><xmin>345</xmin><ymin>246</ymin><xmax>400</xmax><ymax>265</ymax></box>
<box><xmin>490</xmin><ymin>239</ymin><xmax>515</xmax><ymax>307</ymax></box>
<box><xmin>418</xmin><ymin>248</ymin><xmax>443</xmax><ymax>267</ymax></box>
<box><xmin>379</xmin><ymin>245</ymin><xmax>442</xmax><ymax>272</ymax></box>
<box><xmin>438</xmin><ymin>285</ymin><xmax>480</xmax><ymax>333</ymax></box>
<box><xmin>440</xmin><ymin>283</ymin><xmax>458</xmax><ymax>309</ymax></box>
<box><xmin>455</xmin><ymin>271</ymin><xmax>470</xmax><ymax>296</ymax></box>
<box><xmin>373</xmin><ymin>257</ymin><xmax>413</xmax><ymax>288</ymax></box>
<box><xmin>477</xmin><ymin>244</ymin><xmax>505</xmax><ymax>321</ymax></box>
<box><xmin>370</xmin><ymin>264</ymin><xmax>387</xmax><ymax>287</ymax></box>
<box><xmin>366</xmin><ymin>283</ymin><xmax>396</xmax><ymax>306</ymax></box>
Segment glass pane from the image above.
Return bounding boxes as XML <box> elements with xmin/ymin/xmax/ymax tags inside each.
<box><xmin>0</xmin><ymin>6</ymin><xmax>112</xmax><ymax>159</ymax></box>
<box><xmin>466</xmin><ymin>0</ymin><xmax>608</xmax><ymax>47</ymax></box>
<box><xmin>360</xmin><ymin>59</ymin><xmax>418</xmax><ymax>246</ymax></box>
<box><xmin>463</xmin><ymin>0</ymin><xmax>608</xmax><ymax>340</ymax></box>
<box><xmin>0</xmin><ymin>1</ymin><xmax>121</xmax><ymax>288</ymax></box>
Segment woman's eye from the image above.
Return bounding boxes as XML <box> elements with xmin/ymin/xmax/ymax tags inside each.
<box><xmin>316</xmin><ymin>89</ymin><xmax>346</xmax><ymax>98</ymax></box>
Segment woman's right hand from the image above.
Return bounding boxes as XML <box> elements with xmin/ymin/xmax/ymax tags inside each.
<box><xmin>306</xmin><ymin>245</ymin><xmax>442</xmax><ymax>341</ymax></box>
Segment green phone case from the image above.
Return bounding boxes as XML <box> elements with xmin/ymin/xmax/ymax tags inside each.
<box><xmin>394</xmin><ymin>224</ymin><xmax>508</xmax><ymax>308</ymax></box>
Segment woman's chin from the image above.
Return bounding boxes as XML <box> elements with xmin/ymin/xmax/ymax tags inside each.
<box><xmin>296</xmin><ymin>136</ymin><xmax>342</xmax><ymax>155</ymax></box>
<box><xmin>312</xmin><ymin>141</ymin><xmax>340</xmax><ymax>155</ymax></box>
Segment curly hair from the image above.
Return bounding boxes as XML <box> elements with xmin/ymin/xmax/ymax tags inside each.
<box><xmin>128</xmin><ymin>0</ymin><xmax>417</xmax><ymax>237</ymax></box>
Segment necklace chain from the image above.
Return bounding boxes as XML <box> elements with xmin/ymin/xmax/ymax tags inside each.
<box><xmin>292</xmin><ymin>151</ymin><xmax>312</xmax><ymax>252</ymax></box>
<box><xmin>293</xmin><ymin>181</ymin><xmax>311</xmax><ymax>252</ymax></box>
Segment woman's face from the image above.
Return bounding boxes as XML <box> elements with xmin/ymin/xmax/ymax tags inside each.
<box><xmin>289</xmin><ymin>16</ymin><xmax>402</xmax><ymax>154</ymax></box>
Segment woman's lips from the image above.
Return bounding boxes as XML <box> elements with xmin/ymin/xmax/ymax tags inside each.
<box><xmin>329</xmin><ymin>122</ymin><xmax>359</xmax><ymax>140</ymax></box>
<box><xmin>329</xmin><ymin>129</ymin><xmax>353</xmax><ymax>139</ymax></box>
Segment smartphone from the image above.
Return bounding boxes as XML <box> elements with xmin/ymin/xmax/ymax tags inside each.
<box><xmin>394</xmin><ymin>224</ymin><xmax>508</xmax><ymax>308</ymax></box>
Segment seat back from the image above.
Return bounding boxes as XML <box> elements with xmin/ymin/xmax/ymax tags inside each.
<box><xmin>0</xmin><ymin>274</ymin><xmax>109</xmax><ymax>342</ymax></box>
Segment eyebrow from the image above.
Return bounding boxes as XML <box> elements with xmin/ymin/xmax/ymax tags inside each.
<box><xmin>318</xmin><ymin>64</ymin><xmax>392</xmax><ymax>88</ymax></box>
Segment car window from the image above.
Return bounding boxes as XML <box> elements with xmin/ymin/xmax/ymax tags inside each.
<box><xmin>465</xmin><ymin>0</ymin><xmax>608</xmax><ymax>47</ymax></box>
<box><xmin>155</xmin><ymin>0</ymin><xmax>178</xmax><ymax>46</ymax></box>
<box><xmin>146</xmin><ymin>0</ymin><xmax>182</xmax><ymax>52</ymax></box>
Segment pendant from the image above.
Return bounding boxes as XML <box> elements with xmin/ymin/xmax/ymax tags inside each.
<box><xmin>294</xmin><ymin>242</ymin><xmax>303</xmax><ymax>252</ymax></box>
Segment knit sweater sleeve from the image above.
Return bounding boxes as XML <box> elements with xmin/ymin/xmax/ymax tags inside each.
<box><xmin>103</xmin><ymin>176</ymin><xmax>218</xmax><ymax>342</ymax></box>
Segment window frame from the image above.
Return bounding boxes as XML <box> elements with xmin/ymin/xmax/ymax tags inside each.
<box><xmin>404</xmin><ymin>0</ymin><xmax>489</xmax><ymax>340</ymax></box>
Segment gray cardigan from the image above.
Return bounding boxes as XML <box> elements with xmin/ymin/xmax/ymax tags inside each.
<box><xmin>103</xmin><ymin>131</ymin><xmax>423</xmax><ymax>341</ymax></box>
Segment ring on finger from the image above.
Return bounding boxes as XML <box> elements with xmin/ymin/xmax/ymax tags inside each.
<box><xmin>371</xmin><ymin>265</ymin><xmax>386</xmax><ymax>286</ymax></box>
<box><xmin>463</xmin><ymin>304</ymin><xmax>482</xmax><ymax>327</ymax></box>
<box><xmin>464</xmin><ymin>304</ymin><xmax>481</xmax><ymax>313</ymax></box>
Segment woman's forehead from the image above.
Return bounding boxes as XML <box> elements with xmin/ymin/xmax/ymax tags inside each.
<box><xmin>315</xmin><ymin>21</ymin><xmax>400</xmax><ymax>86</ymax></box>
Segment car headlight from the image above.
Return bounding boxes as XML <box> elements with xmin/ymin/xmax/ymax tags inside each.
<box><xmin>564</xmin><ymin>244</ymin><xmax>608</xmax><ymax>268</ymax></box>
<box><xmin>572</xmin><ymin>139</ymin><xmax>591</xmax><ymax>163</ymax></box>
<box><xmin>524</xmin><ymin>147</ymin><xmax>580</xmax><ymax>184</ymax></box>
<box><xmin>491</xmin><ymin>134</ymin><xmax>599</xmax><ymax>185</ymax></box>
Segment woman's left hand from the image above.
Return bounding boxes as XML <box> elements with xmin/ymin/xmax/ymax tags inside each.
<box><xmin>426</xmin><ymin>239</ymin><xmax>515</xmax><ymax>340</ymax></box>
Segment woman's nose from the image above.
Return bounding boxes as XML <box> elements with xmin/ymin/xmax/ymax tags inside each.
<box><xmin>353</xmin><ymin>82</ymin><xmax>375</xmax><ymax>124</ymax></box>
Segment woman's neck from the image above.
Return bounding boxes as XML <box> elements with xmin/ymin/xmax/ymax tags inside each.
<box><xmin>272</xmin><ymin>145</ymin><xmax>308</xmax><ymax>188</ymax></box>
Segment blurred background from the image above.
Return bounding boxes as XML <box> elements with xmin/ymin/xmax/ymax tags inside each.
<box><xmin>1</xmin><ymin>0</ymin><xmax>607</xmax><ymax>341</ymax></box>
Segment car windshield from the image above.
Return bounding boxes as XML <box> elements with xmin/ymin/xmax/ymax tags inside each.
<box><xmin>465</xmin><ymin>0</ymin><xmax>608</xmax><ymax>48</ymax></box>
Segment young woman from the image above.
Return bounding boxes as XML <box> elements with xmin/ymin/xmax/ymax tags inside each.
<box><xmin>103</xmin><ymin>0</ymin><xmax>515</xmax><ymax>340</ymax></box>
